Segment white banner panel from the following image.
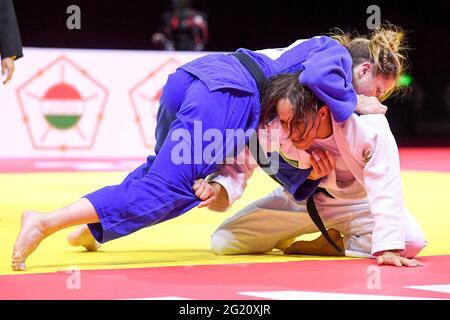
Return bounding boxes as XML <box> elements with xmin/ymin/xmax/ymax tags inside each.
<box><xmin>0</xmin><ymin>47</ymin><xmax>208</xmax><ymax>158</ymax></box>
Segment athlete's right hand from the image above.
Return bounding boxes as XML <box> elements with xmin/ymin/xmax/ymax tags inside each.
<box><xmin>356</xmin><ymin>95</ymin><xmax>388</xmax><ymax>115</ymax></box>
<box><xmin>192</xmin><ymin>179</ymin><xmax>222</xmax><ymax>208</ymax></box>
<box><xmin>308</xmin><ymin>149</ymin><xmax>336</xmax><ymax>180</ymax></box>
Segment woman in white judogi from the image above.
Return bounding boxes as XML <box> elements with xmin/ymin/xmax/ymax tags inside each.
<box><xmin>194</xmin><ymin>27</ymin><xmax>426</xmax><ymax>267</ymax></box>
<box><xmin>201</xmin><ymin>73</ymin><xmax>426</xmax><ymax>267</ymax></box>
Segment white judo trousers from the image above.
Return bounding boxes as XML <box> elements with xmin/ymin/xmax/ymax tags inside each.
<box><xmin>211</xmin><ymin>187</ymin><xmax>426</xmax><ymax>258</ymax></box>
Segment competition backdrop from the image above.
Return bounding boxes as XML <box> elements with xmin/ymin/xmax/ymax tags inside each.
<box><xmin>0</xmin><ymin>48</ymin><xmax>205</xmax><ymax>161</ymax></box>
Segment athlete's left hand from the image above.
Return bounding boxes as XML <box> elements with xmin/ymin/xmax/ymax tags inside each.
<box><xmin>376</xmin><ymin>251</ymin><xmax>423</xmax><ymax>267</ymax></box>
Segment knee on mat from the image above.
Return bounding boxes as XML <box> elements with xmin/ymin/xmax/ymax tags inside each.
<box><xmin>210</xmin><ymin>229</ymin><xmax>245</xmax><ymax>255</ymax></box>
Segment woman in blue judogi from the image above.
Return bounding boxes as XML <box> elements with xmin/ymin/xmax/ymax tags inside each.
<box><xmin>12</xmin><ymin>36</ymin><xmax>357</xmax><ymax>271</ymax></box>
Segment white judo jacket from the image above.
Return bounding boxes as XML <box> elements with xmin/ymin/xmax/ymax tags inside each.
<box><xmin>212</xmin><ymin>113</ymin><xmax>407</xmax><ymax>255</ymax></box>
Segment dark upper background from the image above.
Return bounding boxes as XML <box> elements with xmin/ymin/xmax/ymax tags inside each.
<box><xmin>12</xmin><ymin>0</ymin><xmax>450</xmax><ymax>146</ymax></box>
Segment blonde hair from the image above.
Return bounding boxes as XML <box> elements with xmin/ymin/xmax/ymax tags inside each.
<box><xmin>330</xmin><ymin>24</ymin><xmax>409</xmax><ymax>100</ymax></box>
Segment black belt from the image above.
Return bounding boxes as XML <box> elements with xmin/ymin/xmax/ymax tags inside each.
<box><xmin>230</xmin><ymin>51</ymin><xmax>344</xmax><ymax>255</ymax></box>
<box><xmin>306</xmin><ymin>188</ymin><xmax>344</xmax><ymax>255</ymax></box>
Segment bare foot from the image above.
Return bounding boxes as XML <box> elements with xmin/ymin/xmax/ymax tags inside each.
<box><xmin>67</xmin><ymin>225</ymin><xmax>100</xmax><ymax>251</ymax></box>
<box><xmin>284</xmin><ymin>228</ymin><xmax>345</xmax><ymax>256</ymax></box>
<box><xmin>11</xmin><ymin>211</ymin><xmax>48</xmax><ymax>271</ymax></box>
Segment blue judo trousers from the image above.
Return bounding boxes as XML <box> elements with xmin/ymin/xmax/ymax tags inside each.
<box><xmin>85</xmin><ymin>36</ymin><xmax>356</xmax><ymax>243</ymax></box>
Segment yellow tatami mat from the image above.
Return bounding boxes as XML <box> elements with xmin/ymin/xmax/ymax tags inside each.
<box><xmin>1</xmin><ymin>169</ymin><xmax>449</xmax><ymax>275</ymax></box>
